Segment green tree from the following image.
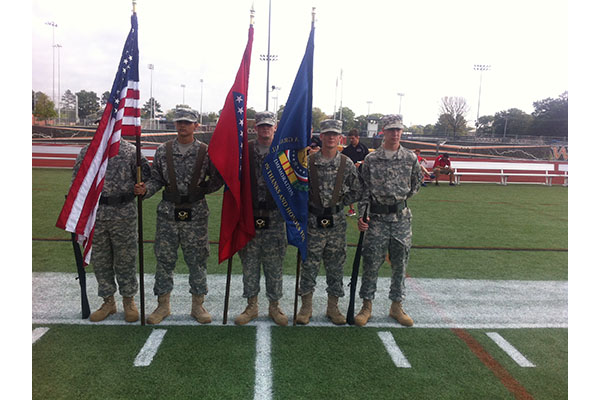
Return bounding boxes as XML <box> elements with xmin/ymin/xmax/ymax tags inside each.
<box><xmin>76</xmin><ymin>90</ymin><xmax>100</xmax><ymax>119</ymax></box>
<box><xmin>437</xmin><ymin>96</ymin><xmax>470</xmax><ymax>137</ymax></box>
<box><xmin>312</xmin><ymin>107</ymin><xmax>328</xmax><ymax>132</ymax></box>
<box><xmin>101</xmin><ymin>91</ymin><xmax>110</xmax><ymax>106</ymax></box>
<box><xmin>476</xmin><ymin>115</ymin><xmax>495</xmax><ymax>136</ymax></box>
<box><xmin>337</xmin><ymin>106</ymin><xmax>356</xmax><ymax>131</ymax></box>
<box><xmin>206</xmin><ymin>112</ymin><xmax>219</xmax><ymax>124</ymax></box>
<box><xmin>246</xmin><ymin>107</ymin><xmax>256</xmax><ymax>120</ymax></box>
<box><xmin>408</xmin><ymin>125</ymin><xmax>424</xmax><ymax>135</ymax></box>
<box><xmin>33</xmin><ymin>92</ymin><xmax>57</xmax><ymax>121</ymax></box>
<box><xmin>141</xmin><ymin>97</ymin><xmax>162</xmax><ymax>119</ymax></box>
<box><xmin>530</xmin><ymin>91</ymin><xmax>568</xmax><ymax>137</ymax></box>
<box><xmin>492</xmin><ymin>108</ymin><xmax>533</xmax><ymax>137</ymax></box>
<box><xmin>423</xmin><ymin>124</ymin><xmax>435</xmax><ymax>135</ymax></box>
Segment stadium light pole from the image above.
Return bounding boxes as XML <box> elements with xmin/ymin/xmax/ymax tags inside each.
<box><xmin>366</xmin><ymin>100</ymin><xmax>372</xmax><ymax>118</ymax></box>
<box><xmin>199</xmin><ymin>78</ymin><xmax>204</xmax><ymax>126</ymax></box>
<box><xmin>180</xmin><ymin>84</ymin><xmax>186</xmax><ymax>105</ymax></box>
<box><xmin>148</xmin><ymin>64</ymin><xmax>154</xmax><ymax>128</ymax></box>
<box><xmin>55</xmin><ymin>44</ymin><xmax>62</xmax><ymax>124</ymax></box>
<box><xmin>474</xmin><ymin>64</ymin><xmax>491</xmax><ymax>132</ymax></box>
<box><xmin>45</xmin><ymin>21</ymin><xmax>58</xmax><ymax>109</ymax></box>
<box><xmin>260</xmin><ymin>0</ymin><xmax>278</xmax><ymax>111</ymax></box>
<box><xmin>397</xmin><ymin>92</ymin><xmax>404</xmax><ymax>115</ymax></box>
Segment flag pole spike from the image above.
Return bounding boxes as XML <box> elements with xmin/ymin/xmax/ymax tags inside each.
<box><xmin>312</xmin><ymin>7</ymin><xmax>316</xmax><ymax>24</ymax></box>
<box><xmin>250</xmin><ymin>3</ymin><xmax>255</xmax><ymax>26</ymax></box>
<box><xmin>132</xmin><ymin>0</ymin><xmax>137</xmax><ymax>13</ymax></box>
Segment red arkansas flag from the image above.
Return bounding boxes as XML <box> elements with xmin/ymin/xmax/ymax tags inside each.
<box><xmin>209</xmin><ymin>24</ymin><xmax>255</xmax><ymax>263</ymax></box>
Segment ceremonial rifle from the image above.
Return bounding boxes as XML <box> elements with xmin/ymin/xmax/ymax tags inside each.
<box><xmin>70</xmin><ymin>232</ymin><xmax>91</xmax><ymax>319</ymax></box>
<box><xmin>346</xmin><ymin>207</ymin><xmax>368</xmax><ymax>325</ymax></box>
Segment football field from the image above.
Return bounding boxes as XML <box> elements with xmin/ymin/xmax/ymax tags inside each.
<box><xmin>31</xmin><ymin>169</ymin><xmax>568</xmax><ymax>399</ymax></box>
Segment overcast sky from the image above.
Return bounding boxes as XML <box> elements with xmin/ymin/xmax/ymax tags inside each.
<box><xmin>31</xmin><ymin>0</ymin><xmax>568</xmax><ymax>127</ymax></box>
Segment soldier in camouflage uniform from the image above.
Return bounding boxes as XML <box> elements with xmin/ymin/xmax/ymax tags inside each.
<box><xmin>234</xmin><ymin>111</ymin><xmax>288</xmax><ymax>326</ymax></box>
<box><xmin>73</xmin><ymin>138</ymin><xmax>150</xmax><ymax>323</ymax></box>
<box><xmin>135</xmin><ymin>107</ymin><xmax>224</xmax><ymax>324</ymax></box>
<box><xmin>355</xmin><ymin>114</ymin><xmax>422</xmax><ymax>327</ymax></box>
<box><xmin>296</xmin><ymin>119</ymin><xmax>361</xmax><ymax>325</ymax></box>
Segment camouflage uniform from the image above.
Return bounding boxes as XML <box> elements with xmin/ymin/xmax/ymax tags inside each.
<box><xmin>300</xmin><ymin>140</ymin><xmax>361</xmax><ymax>297</ymax></box>
<box><xmin>238</xmin><ymin>138</ymin><xmax>286</xmax><ymax>302</ymax></box>
<box><xmin>73</xmin><ymin>139</ymin><xmax>150</xmax><ymax>298</ymax></box>
<box><xmin>358</xmin><ymin>117</ymin><xmax>422</xmax><ymax>303</ymax></box>
<box><xmin>144</xmin><ymin>139</ymin><xmax>223</xmax><ymax>296</ymax></box>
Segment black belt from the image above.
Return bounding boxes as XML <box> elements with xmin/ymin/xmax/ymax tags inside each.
<box><xmin>309</xmin><ymin>204</ymin><xmax>343</xmax><ymax>215</ymax></box>
<box><xmin>162</xmin><ymin>191</ymin><xmax>204</xmax><ymax>205</ymax></box>
<box><xmin>369</xmin><ymin>201</ymin><xmax>406</xmax><ymax>214</ymax></box>
<box><xmin>99</xmin><ymin>193</ymin><xmax>135</xmax><ymax>206</ymax></box>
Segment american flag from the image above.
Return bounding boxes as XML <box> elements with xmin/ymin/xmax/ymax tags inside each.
<box><xmin>56</xmin><ymin>13</ymin><xmax>141</xmax><ymax>265</ymax></box>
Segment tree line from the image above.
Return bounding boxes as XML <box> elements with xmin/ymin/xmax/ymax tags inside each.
<box><xmin>32</xmin><ymin>89</ymin><xmax>567</xmax><ymax>138</ymax></box>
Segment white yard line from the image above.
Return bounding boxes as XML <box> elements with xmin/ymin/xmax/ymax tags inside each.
<box><xmin>377</xmin><ymin>331</ymin><xmax>412</xmax><ymax>368</ymax></box>
<box><xmin>134</xmin><ymin>329</ymin><xmax>167</xmax><ymax>367</ymax></box>
<box><xmin>486</xmin><ymin>332</ymin><xmax>536</xmax><ymax>367</ymax></box>
<box><xmin>32</xmin><ymin>327</ymin><xmax>50</xmax><ymax>344</ymax></box>
<box><xmin>254</xmin><ymin>322</ymin><xmax>273</xmax><ymax>400</ymax></box>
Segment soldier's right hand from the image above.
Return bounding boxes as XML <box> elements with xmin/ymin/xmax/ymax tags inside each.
<box><xmin>358</xmin><ymin>217</ymin><xmax>369</xmax><ymax>232</ymax></box>
<box><xmin>134</xmin><ymin>182</ymin><xmax>147</xmax><ymax>196</ymax></box>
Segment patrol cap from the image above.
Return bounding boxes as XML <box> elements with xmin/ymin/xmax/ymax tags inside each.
<box><xmin>173</xmin><ymin>107</ymin><xmax>198</xmax><ymax>122</ymax></box>
<box><xmin>320</xmin><ymin>119</ymin><xmax>342</xmax><ymax>134</ymax></box>
<box><xmin>255</xmin><ymin>111</ymin><xmax>276</xmax><ymax>126</ymax></box>
<box><xmin>381</xmin><ymin>114</ymin><xmax>405</xmax><ymax>130</ymax></box>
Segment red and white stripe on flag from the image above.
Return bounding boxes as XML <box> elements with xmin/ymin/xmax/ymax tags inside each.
<box><xmin>56</xmin><ymin>79</ymin><xmax>140</xmax><ymax>264</ymax></box>
<box><xmin>56</xmin><ymin>13</ymin><xmax>140</xmax><ymax>265</ymax></box>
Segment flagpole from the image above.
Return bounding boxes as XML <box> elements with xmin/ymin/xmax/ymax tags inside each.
<box><xmin>294</xmin><ymin>7</ymin><xmax>316</xmax><ymax>327</ymax></box>
<box><xmin>131</xmin><ymin>0</ymin><xmax>146</xmax><ymax>326</ymax></box>
<box><xmin>222</xmin><ymin>5</ymin><xmax>255</xmax><ymax>325</ymax></box>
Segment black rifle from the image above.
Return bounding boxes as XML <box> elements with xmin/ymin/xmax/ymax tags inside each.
<box><xmin>346</xmin><ymin>208</ymin><xmax>368</xmax><ymax>325</ymax></box>
<box><xmin>71</xmin><ymin>232</ymin><xmax>91</xmax><ymax>319</ymax></box>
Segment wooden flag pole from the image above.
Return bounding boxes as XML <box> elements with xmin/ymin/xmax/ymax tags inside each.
<box><xmin>132</xmin><ymin>0</ymin><xmax>145</xmax><ymax>326</ymax></box>
<box><xmin>223</xmin><ymin>258</ymin><xmax>233</xmax><ymax>324</ymax></box>
<box><xmin>293</xmin><ymin>250</ymin><xmax>301</xmax><ymax>326</ymax></box>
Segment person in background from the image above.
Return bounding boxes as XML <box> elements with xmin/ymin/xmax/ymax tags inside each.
<box><xmin>341</xmin><ymin>128</ymin><xmax>370</xmax><ymax>215</ymax></box>
<box><xmin>414</xmin><ymin>149</ymin><xmax>431</xmax><ymax>187</ymax></box>
<box><xmin>433</xmin><ymin>153</ymin><xmax>455</xmax><ymax>186</ymax></box>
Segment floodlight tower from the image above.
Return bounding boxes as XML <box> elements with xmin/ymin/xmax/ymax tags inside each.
<box><xmin>474</xmin><ymin>64</ymin><xmax>491</xmax><ymax>130</ymax></box>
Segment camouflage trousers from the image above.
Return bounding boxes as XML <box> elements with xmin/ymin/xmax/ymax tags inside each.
<box><xmin>153</xmin><ymin>214</ymin><xmax>209</xmax><ymax>296</ymax></box>
<box><xmin>238</xmin><ymin>223</ymin><xmax>286</xmax><ymax>302</ymax></box>
<box><xmin>91</xmin><ymin>218</ymin><xmax>138</xmax><ymax>298</ymax></box>
<box><xmin>300</xmin><ymin>219</ymin><xmax>347</xmax><ymax>298</ymax></box>
<box><xmin>359</xmin><ymin>218</ymin><xmax>411</xmax><ymax>302</ymax></box>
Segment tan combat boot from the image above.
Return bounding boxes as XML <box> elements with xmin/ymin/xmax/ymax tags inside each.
<box><xmin>354</xmin><ymin>299</ymin><xmax>372</xmax><ymax>327</ymax></box>
<box><xmin>234</xmin><ymin>296</ymin><xmax>259</xmax><ymax>325</ymax></box>
<box><xmin>191</xmin><ymin>294</ymin><xmax>212</xmax><ymax>324</ymax></box>
<box><xmin>295</xmin><ymin>293</ymin><xmax>313</xmax><ymax>325</ymax></box>
<box><xmin>326</xmin><ymin>295</ymin><xmax>346</xmax><ymax>325</ymax></box>
<box><xmin>390</xmin><ymin>301</ymin><xmax>414</xmax><ymax>327</ymax></box>
<box><xmin>146</xmin><ymin>293</ymin><xmax>171</xmax><ymax>324</ymax></box>
<box><xmin>123</xmin><ymin>296</ymin><xmax>139</xmax><ymax>323</ymax></box>
<box><xmin>268</xmin><ymin>301</ymin><xmax>288</xmax><ymax>326</ymax></box>
<box><xmin>90</xmin><ymin>295</ymin><xmax>117</xmax><ymax>322</ymax></box>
